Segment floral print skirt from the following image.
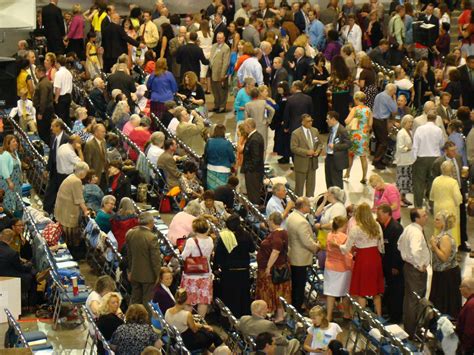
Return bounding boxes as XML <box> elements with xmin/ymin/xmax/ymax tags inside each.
<box><xmin>180</xmin><ymin>274</ymin><xmax>213</xmax><ymax>305</ymax></box>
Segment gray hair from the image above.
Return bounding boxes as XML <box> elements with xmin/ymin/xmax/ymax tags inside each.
<box><xmin>400</xmin><ymin>114</ymin><xmax>414</xmax><ymax>129</ymax></box>
<box><xmin>328</xmin><ymin>186</ymin><xmax>346</xmax><ymax>203</ymax></box>
<box><xmin>295</xmin><ymin>196</ymin><xmax>310</xmax><ymax>210</ymax></box>
<box><xmin>111</xmin><ymin>101</ymin><xmax>129</xmax><ymax>124</ymax></box>
<box><xmin>173</xmin><ymin>106</ymin><xmax>187</xmax><ymax>120</ymax></box>
<box><xmin>74</xmin><ymin>161</ymin><xmax>89</xmax><ymax>175</ymax></box>
<box><xmin>245</xmin><ymin>117</ymin><xmax>256</xmax><ymax>129</ymax></box>
<box><xmin>423</xmin><ymin>100</ymin><xmax>435</xmax><ymax>112</ymax></box>
<box><xmin>268</xmin><ymin>211</ymin><xmax>283</xmax><ymax>226</ymax></box>
<box><xmin>244</xmin><ymin>77</ymin><xmax>256</xmax><ymax>87</ymax></box>
<box><xmin>260</xmin><ymin>41</ymin><xmax>272</xmax><ymax>51</ymax></box>
<box><xmin>272</xmin><ymin>183</ymin><xmax>286</xmax><ymax>194</ymax></box>
<box><xmin>138</xmin><ymin>211</ymin><xmax>155</xmax><ymax>226</ymax></box>
<box><xmin>462</xmin><ymin>277</ymin><xmax>474</xmax><ymax>291</ymax></box>
<box><xmin>93</xmin><ymin>77</ymin><xmax>104</xmax><ymax>88</ymax></box>
<box><xmin>117</xmin><ymin>197</ymin><xmax>136</xmax><ymax>216</ymax></box>
<box><xmin>385</xmin><ymin>83</ymin><xmax>397</xmax><ymax>93</ymax></box>
<box><xmin>101</xmin><ymin>195</ymin><xmax>116</xmax><ymax>208</ymax></box>
<box><xmin>184</xmin><ymin>200</ymin><xmax>202</xmax><ymax>217</ymax></box>
<box><xmin>130</xmin><ymin>114</ymin><xmax>141</xmax><ymax>124</ymax></box>
<box><xmin>440</xmin><ymin>160</ymin><xmax>454</xmax><ymax>176</ymax></box>
<box><xmin>150</xmin><ymin>131</ymin><xmax>165</xmax><ymax>147</ymax></box>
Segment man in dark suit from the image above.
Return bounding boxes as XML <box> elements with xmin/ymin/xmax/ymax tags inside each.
<box><xmin>259</xmin><ymin>41</ymin><xmax>274</xmax><ymax>86</ymax></box>
<box><xmin>459</xmin><ymin>56</ymin><xmax>474</xmax><ymax>110</ymax></box>
<box><xmin>33</xmin><ymin>65</ymin><xmax>55</xmax><ymax>144</ymax></box>
<box><xmin>283</xmin><ymin>80</ymin><xmax>313</xmax><ymax>133</ymax></box>
<box><xmin>176</xmin><ymin>32</ymin><xmax>210</xmax><ymax>81</ymax></box>
<box><xmin>102</xmin><ymin>13</ymin><xmax>143</xmax><ymax>73</ymax></box>
<box><xmin>325</xmin><ymin>111</ymin><xmax>351</xmax><ymax>188</ymax></box>
<box><xmin>432</xmin><ymin>141</ymin><xmax>471</xmax><ymax>252</ymax></box>
<box><xmin>126</xmin><ymin>212</ymin><xmax>161</xmax><ymax>310</ymax></box>
<box><xmin>42</xmin><ymin>0</ymin><xmax>65</xmax><ymax>54</ymax></box>
<box><xmin>100</xmin><ymin>5</ymin><xmax>115</xmax><ymax>33</ymax></box>
<box><xmin>43</xmin><ymin>119</ymin><xmax>69</xmax><ymax>214</ymax></box>
<box><xmin>436</xmin><ymin>92</ymin><xmax>454</xmax><ymax>126</ymax></box>
<box><xmin>289</xmin><ymin>47</ymin><xmax>311</xmax><ymax>81</ymax></box>
<box><xmin>242</xmin><ymin>118</ymin><xmax>265</xmax><ymax>205</ymax></box>
<box><xmin>368</xmin><ymin>39</ymin><xmax>391</xmax><ymax>68</ymax></box>
<box><xmin>377</xmin><ymin>204</ymin><xmax>405</xmax><ymax>324</ymax></box>
<box><xmin>271</xmin><ymin>57</ymin><xmax>288</xmax><ymax>99</ymax></box>
<box><xmin>0</xmin><ymin>229</ymin><xmax>37</xmax><ymax>308</ymax></box>
<box><xmin>89</xmin><ymin>77</ymin><xmax>108</xmax><ymax>119</ymax></box>
<box><xmin>212</xmin><ymin>14</ymin><xmax>229</xmax><ymax>43</ymax></box>
<box><xmin>253</xmin><ymin>0</ymin><xmax>276</xmax><ymax>19</ymax></box>
<box><xmin>107</xmin><ymin>64</ymin><xmax>136</xmax><ymax>107</ymax></box>
<box><xmin>294</xmin><ymin>2</ymin><xmax>310</xmax><ymax>33</ymax></box>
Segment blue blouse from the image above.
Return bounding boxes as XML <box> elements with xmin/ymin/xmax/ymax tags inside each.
<box><xmin>449</xmin><ymin>132</ymin><xmax>468</xmax><ymax>166</ymax></box>
<box><xmin>146</xmin><ymin>71</ymin><xmax>178</xmax><ymax>103</ymax></box>
<box><xmin>205</xmin><ymin>137</ymin><xmax>236</xmax><ymax>168</ymax></box>
<box><xmin>234</xmin><ymin>88</ymin><xmax>251</xmax><ymax>122</ymax></box>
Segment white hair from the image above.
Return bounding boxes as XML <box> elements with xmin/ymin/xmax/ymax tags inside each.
<box><xmin>74</xmin><ymin>162</ymin><xmax>89</xmax><ymax>175</ymax></box>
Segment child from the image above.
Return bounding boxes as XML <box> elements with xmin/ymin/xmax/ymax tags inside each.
<box><xmin>304</xmin><ymin>306</ymin><xmax>343</xmax><ymax>355</ymax></box>
<box><xmin>10</xmin><ymin>88</ymin><xmax>37</xmax><ymax>133</ymax></box>
<box><xmin>324</xmin><ymin>216</ymin><xmax>353</xmax><ymax>321</ymax></box>
<box><xmin>85</xmin><ymin>31</ymin><xmax>101</xmax><ymax>78</ymax></box>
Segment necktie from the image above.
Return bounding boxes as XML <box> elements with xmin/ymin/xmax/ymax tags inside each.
<box><xmin>451</xmin><ymin>158</ymin><xmax>461</xmax><ymax>187</ymax></box>
<box><xmin>21</xmin><ymin>100</ymin><xmax>27</xmax><ymax>120</ymax></box>
<box><xmin>142</xmin><ymin>22</ymin><xmax>147</xmax><ymax>37</ymax></box>
<box><xmin>306</xmin><ymin>128</ymin><xmax>312</xmax><ymax>147</ymax></box>
<box><xmin>445</xmin><ymin>107</ymin><xmax>450</xmax><ymax>121</ymax></box>
<box><xmin>30</xmin><ymin>65</ymin><xmax>38</xmax><ymax>86</ymax></box>
<box><xmin>281</xmin><ymin>198</ymin><xmax>287</xmax><ymax>209</ymax></box>
<box><xmin>265</xmin><ymin>55</ymin><xmax>270</xmax><ymax>67</ymax></box>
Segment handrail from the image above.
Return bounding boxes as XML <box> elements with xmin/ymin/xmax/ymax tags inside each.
<box><xmin>4</xmin><ymin>308</ymin><xmax>29</xmax><ymax>348</ymax></box>
<box><xmin>82</xmin><ymin>305</ymin><xmax>114</xmax><ymax>354</ymax></box>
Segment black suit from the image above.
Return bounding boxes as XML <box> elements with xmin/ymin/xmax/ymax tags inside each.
<box><xmin>325</xmin><ymin>124</ymin><xmax>350</xmax><ymax>188</ymax></box>
<box><xmin>459</xmin><ymin>64</ymin><xmax>474</xmax><ymax>109</ymax></box>
<box><xmin>101</xmin><ymin>16</ymin><xmax>111</xmax><ymax>33</ymax></box>
<box><xmin>271</xmin><ymin>67</ymin><xmax>289</xmax><ymax>99</ymax></box>
<box><xmin>107</xmin><ymin>71</ymin><xmax>136</xmax><ymax>107</ymax></box>
<box><xmin>0</xmin><ymin>241</ymin><xmax>36</xmax><ymax>306</ymax></box>
<box><xmin>242</xmin><ymin>131</ymin><xmax>265</xmax><ymax>204</ymax></box>
<box><xmin>44</xmin><ymin>132</ymin><xmax>70</xmax><ymax>214</ymax></box>
<box><xmin>380</xmin><ymin>218</ymin><xmax>404</xmax><ymax>323</ymax></box>
<box><xmin>42</xmin><ymin>3</ymin><xmax>65</xmax><ymax>54</ymax></box>
<box><xmin>294</xmin><ymin>10</ymin><xmax>307</xmax><ymax>33</ymax></box>
<box><xmin>110</xmin><ymin>173</ymin><xmax>132</xmax><ymax>206</ymax></box>
<box><xmin>253</xmin><ymin>8</ymin><xmax>276</xmax><ymax>19</ymax></box>
<box><xmin>283</xmin><ymin>91</ymin><xmax>313</xmax><ymax>133</ymax></box>
<box><xmin>89</xmin><ymin>88</ymin><xmax>108</xmax><ymax>119</ymax></box>
<box><xmin>214</xmin><ymin>184</ymin><xmax>235</xmax><ymax>210</ymax></box>
<box><xmin>102</xmin><ymin>22</ymin><xmax>141</xmax><ymax>73</ymax></box>
<box><xmin>213</xmin><ymin>22</ymin><xmax>229</xmax><ymax>43</ymax></box>
<box><xmin>368</xmin><ymin>46</ymin><xmax>390</xmax><ymax>68</ymax></box>
<box><xmin>259</xmin><ymin>54</ymin><xmax>273</xmax><ymax>86</ymax></box>
<box><xmin>293</xmin><ymin>56</ymin><xmax>311</xmax><ymax>81</ymax></box>
<box><xmin>176</xmin><ymin>43</ymin><xmax>209</xmax><ymax>80</ymax></box>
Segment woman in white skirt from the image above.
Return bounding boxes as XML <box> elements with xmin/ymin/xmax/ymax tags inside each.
<box><xmin>324</xmin><ymin>216</ymin><xmax>353</xmax><ymax>321</ymax></box>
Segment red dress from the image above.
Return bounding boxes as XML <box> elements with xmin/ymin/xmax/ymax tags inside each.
<box><xmin>128</xmin><ymin>128</ymin><xmax>151</xmax><ymax>161</ymax></box>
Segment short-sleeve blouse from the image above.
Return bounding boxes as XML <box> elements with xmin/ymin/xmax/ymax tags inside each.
<box><xmin>257</xmin><ymin>229</ymin><xmax>289</xmax><ymax>270</ymax></box>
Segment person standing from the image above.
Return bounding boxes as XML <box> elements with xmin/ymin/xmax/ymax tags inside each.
<box><xmin>397</xmin><ymin>208</ymin><xmax>431</xmax><ymax>337</ymax></box>
<box><xmin>325</xmin><ymin>112</ymin><xmax>351</xmax><ymax>189</ymax></box>
<box><xmin>176</xmin><ymin>32</ymin><xmax>210</xmax><ymax>81</ymax></box>
<box><xmin>290</xmin><ymin>114</ymin><xmax>323</xmax><ymax>197</ymax></box>
<box><xmin>376</xmin><ymin>204</ymin><xmax>404</xmax><ymax>324</ymax></box>
<box><xmin>244</xmin><ymin>87</ymin><xmax>275</xmax><ymax>150</ymax></box>
<box><xmin>66</xmin><ymin>4</ymin><xmax>85</xmax><ymax>60</ymax></box>
<box><xmin>457</xmin><ymin>277</ymin><xmax>474</xmax><ymax>354</ymax></box>
<box><xmin>412</xmin><ymin>112</ymin><xmax>445</xmax><ymax>208</ymax></box>
<box><xmin>458</xmin><ymin>55</ymin><xmax>474</xmax><ymax>110</ymax></box>
<box><xmin>33</xmin><ymin>65</ymin><xmax>54</xmax><ymax>144</ymax></box>
<box><xmin>84</xmin><ymin>123</ymin><xmax>108</xmax><ymax>192</ymax></box>
<box><xmin>126</xmin><ymin>212</ymin><xmax>161</xmax><ymax>309</ymax></box>
<box><xmin>394</xmin><ymin>115</ymin><xmax>415</xmax><ymax>207</ymax></box>
<box><xmin>139</xmin><ymin>11</ymin><xmax>159</xmax><ymax>49</ymax></box>
<box><xmin>53</xmin><ymin>55</ymin><xmax>73</xmax><ymax>128</ymax></box>
<box><xmin>42</xmin><ymin>0</ymin><xmax>65</xmax><ymax>54</ymax></box>
<box><xmin>0</xmin><ymin>136</ymin><xmax>23</xmax><ymax>217</ymax></box>
<box><xmin>210</xmin><ymin>32</ymin><xmax>231</xmax><ymax>113</ymax></box>
<box><xmin>241</xmin><ymin>118</ymin><xmax>265</xmax><ymax>205</ymax></box>
<box><xmin>287</xmin><ymin>197</ymin><xmax>320</xmax><ymax>312</ymax></box>
<box><xmin>283</xmin><ymin>80</ymin><xmax>313</xmax><ymax>134</ymax></box>
<box><xmin>372</xmin><ymin>84</ymin><xmax>398</xmax><ymax>170</ymax></box>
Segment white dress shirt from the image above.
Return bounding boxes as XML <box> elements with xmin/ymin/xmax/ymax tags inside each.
<box><xmin>412</xmin><ymin>113</ymin><xmax>446</xmax><ymax>135</ymax></box>
<box><xmin>10</xmin><ymin>99</ymin><xmax>36</xmax><ymax>119</ymax></box>
<box><xmin>237</xmin><ymin>57</ymin><xmax>264</xmax><ymax>86</ymax></box>
<box><xmin>53</xmin><ymin>66</ymin><xmax>73</xmax><ymax>95</ymax></box>
<box><xmin>147</xmin><ymin>144</ymin><xmax>164</xmax><ymax>166</ymax></box>
<box><xmin>397</xmin><ymin>222</ymin><xmax>431</xmax><ymax>270</ymax></box>
<box><xmin>412</xmin><ymin>122</ymin><xmax>444</xmax><ymax>158</ymax></box>
<box><xmin>56</xmin><ymin>143</ymin><xmax>81</xmax><ymax>174</ymax></box>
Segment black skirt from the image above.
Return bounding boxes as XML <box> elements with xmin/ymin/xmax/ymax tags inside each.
<box><xmin>429</xmin><ymin>265</ymin><xmax>462</xmax><ymax>319</ymax></box>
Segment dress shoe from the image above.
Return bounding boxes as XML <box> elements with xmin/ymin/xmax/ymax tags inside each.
<box><xmin>278</xmin><ymin>157</ymin><xmax>289</xmax><ymax>164</ymax></box>
<box><xmin>458</xmin><ymin>244</ymin><xmax>472</xmax><ymax>252</ymax></box>
<box><xmin>217</xmin><ymin>108</ymin><xmax>227</xmax><ymax>113</ymax></box>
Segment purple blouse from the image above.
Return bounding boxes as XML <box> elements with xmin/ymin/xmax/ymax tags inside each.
<box><xmin>324</xmin><ymin>41</ymin><xmax>342</xmax><ymax>61</ymax></box>
<box><xmin>67</xmin><ymin>14</ymin><xmax>84</xmax><ymax>39</ymax></box>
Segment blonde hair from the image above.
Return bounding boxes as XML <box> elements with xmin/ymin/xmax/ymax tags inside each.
<box><xmin>435</xmin><ymin>210</ymin><xmax>456</xmax><ymax>231</ymax></box>
<box><xmin>72</xmin><ymin>3</ymin><xmax>81</xmax><ymax>14</ymax></box>
<box><xmin>401</xmin><ymin>115</ymin><xmax>414</xmax><ymax>129</ymax></box>
<box><xmin>74</xmin><ymin>107</ymin><xmax>88</xmax><ymax>119</ymax></box>
<box><xmin>98</xmin><ymin>292</ymin><xmax>122</xmax><ymax>315</ymax></box>
<box><xmin>368</xmin><ymin>174</ymin><xmax>384</xmax><ymax>188</ymax></box>
<box><xmin>353</xmin><ymin>91</ymin><xmax>366</xmax><ymax>104</ymax></box>
<box><xmin>293</xmin><ymin>34</ymin><xmax>309</xmax><ymax>47</ymax></box>
<box><xmin>309</xmin><ymin>305</ymin><xmax>329</xmax><ymax>329</ymax></box>
<box><xmin>440</xmin><ymin>160</ymin><xmax>454</xmax><ymax>176</ymax></box>
<box><xmin>355</xmin><ymin>203</ymin><xmax>381</xmax><ymax>239</ymax></box>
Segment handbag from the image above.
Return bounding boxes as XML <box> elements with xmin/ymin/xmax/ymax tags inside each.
<box><xmin>184</xmin><ymin>238</ymin><xmax>210</xmax><ymax>274</ymax></box>
<box><xmin>271</xmin><ymin>263</ymin><xmax>291</xmax><ymax>284</ymax></box>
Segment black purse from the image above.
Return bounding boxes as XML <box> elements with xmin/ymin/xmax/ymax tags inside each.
<box><xmin>271</xmin><ymin>263</ymin><xmax>291</xmax><ymax>284</ymax></box>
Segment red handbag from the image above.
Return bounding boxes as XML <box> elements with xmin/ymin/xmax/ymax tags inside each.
<box><xmin>183</xmin><ymin>238</ymin><xmax>209</xmax><ymax>274</ymax></box>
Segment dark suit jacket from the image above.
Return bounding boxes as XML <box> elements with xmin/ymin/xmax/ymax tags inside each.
<box><xmin>42</xmin><ymin>3</ymin><xmax>65</xmax><ymax>52</ymax></box>
<box><xmin>102</xmin><ymin>22</ymin><xmax>140</xmax><ymax>61</ymax></box>
<box><xmin>459</xmin><ymin>64</ymin><xmax>474</xmax><ymax>109</ymax></box>
<box><xmin>368</xmin><ymin>46</ymin><xmax>390</xmax><ymax>68</ymax></box>
<box><xmin>0</xmin><ymin>241</ymin><xmax>32</xmax><ymax>279</ymax></box>
<box><xmin>380</xmin><ymin>218</ymin><xmax>404</xmax><ymax>280</ymax></box>
<box><xmin>214</xmin><ymin>184</ymin><xmax>235</xmax><ymax>210</ymax></box>
<box><xmin>432</xmin><ymin>154</ymin><xmax>466</xmax><ymax>193</ymax></box>
<box><xmin>126</xmin><ymin>226</ymin><xmax>162</xmax><ymax>284</ymax></box>
<box><xmin>329</xmin><ymin>124</ymin><xmax>351</xmax><ymax>170</ymax></box>
<box><xmin>176</xmin><ymin>43</ymin><xmax>209</xmax><ymax>79</ymax></box>
<box><xmin>152</xmin><ymin>284</ymin><xmax>175</xmax><ymax>314</ymax></box>
<box><xmin>283</xmin><ymin>92</ymin><xmax>313</xmax><ymax>132</ymax></box>
<box><xmin>253</xmin><ymin>8</ymin><xmax>276</xmax><ymax>19</ymax></box>
<box><xmin>293</xmin><ymin>56</ymin><xmax>311</xmax><ymax>81</ymax></box>
<box><xmin>89</xmin><ymin>88</ymin><xmax>108</xmax><ymax>118</ymax></box>
<box><xmin>107</xmin><ymin>71</ymin><xmax>136</xmax><ymax>104</ymax></box>
<box><xmin>33</xmin><ymin>76</ymin><xmax>54</xmax><ymax>116</ymax></box>
<box><xmin>259</xmin><ymin>54</ymin><xmax>273</xmax><ymax>86</ymax></box>
<box><xmin>242</xmin><ymin>131</ymin><xmax>265</xmax><ymax>174</ymax></box>
<box><xmin>294</xmin><ymin>10</ymin><xmax>307</xmax><ymax>33</ymax></box>
<box><xmin>271</xmin><ymin>67</ymin><xmax>289</xmax><ymax>98</ymax></box>
<box><xmin>47</xmin><ymin>132</ymin><xmax>70</xmax><ymax>172</ymax></box>
<box><xmin>110</xmin><ymin>173</ymin><xmax>132</xmax><ymax>205</ymax></box>
<box><xmin>101</xmin><ymin>16</ymin><xmax>111</xmax><ymax>33</ymax></box>
<box><xmin>213</xmin><ymin>22</ymin><xmax>229</xmax><ymax>43</ymax></box>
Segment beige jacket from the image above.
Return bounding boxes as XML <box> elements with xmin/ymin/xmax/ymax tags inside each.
<box><xmin>210</xmin><ymin>43</ymin><xmax>231</xmax><ymax>82</ymax></box>
<box><xmin>287</xmin><ymin>210</ymin><xmax>319</xmax><ymax>266</ymax></box>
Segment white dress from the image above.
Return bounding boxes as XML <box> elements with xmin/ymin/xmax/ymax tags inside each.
<box><xmin>197</xmin><ymin>30</ymin><xmax>213</xmax><ymax>78</ymax></box>
<box><xmin>307</xmin><ymin>322</ymin><xmax>342</xmax><ymax>354</ymax></box>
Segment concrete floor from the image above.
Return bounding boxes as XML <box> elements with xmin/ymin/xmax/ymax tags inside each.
<box><xmin>1</xmin><ymin>94</ymin><xmax>473</xmax><ymax>353</ymax></box>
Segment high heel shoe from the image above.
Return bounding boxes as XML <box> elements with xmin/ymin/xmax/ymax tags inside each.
<box><xmin>360</xmin><ymin>179</ymin><xmax>367</xmax><ymax>184</ymax></box>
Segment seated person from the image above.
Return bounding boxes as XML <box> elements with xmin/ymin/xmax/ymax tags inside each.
<box><xmin>9</xmin><ymin>88</ymin><xmax>37</xmax><ymax>133</ymax></box>
<box><xmin>265</xmin><ymin>183</ymin><xmax>294</xmax><ymax>223</ymax></box>
<box><xmin>106</xmin><ymin>133</ymin><xmax>123</xmax><ymax>164</ymax></box>
<box><xmin>0</xmin><ymin>229</ymin><xmax>37</xmax><ymax>310</ymax></box>
<box><xmin>95</xmin><ymin>195</ymin><xmax>117</xmax><ymax>233</ymax></box>
<box><xmin>9</xmin><ymin>218</ymin><xmax>32</xmax><ymax>260</ymax></box>
<box><xmin>255</xmin><ymin>332</ymin><xmax>277</xmax><ymax>355</ymax></box>
<box><xmin>152</xmin><ymin>267</ymin><xmax>176</xmax><ymax>314</ymax></box>
<box><xmin>165</xmin><ymin>288</ymin><xmax>223</xmax><ymax>352</ymax></box>
<box><xmin>179</xmin><ymin>161</ymin><xmax>204</xmax><ymax>200</ymax></box>
<box><xmin>129</xmin><ymin>116</ymin><xmax>152</xmax><ymax>161</ymax></box>
<box><xmin>157</xmin><ymin>139</ymin><xmax>182</xmax><ymax>189</ymax></box>
<box><xmin>86</xmin><ymin>275</ymin><xmax>118</xmax><ymax>317</ymax></box>
<box><xmin>214</xmin><ymin>176</ymin><xmax>239</xmax><ymax>210</ymax></box>
<box><xmin>238</xmin><ymin>300</ymin><xmax>300</xmax><ymax>355</ymax></box>
<box><xmin>108</xmin><ymin>161</ymin><xmax>132</xmax><ymax>204</ymax></box>
<box><xmin>167</xmin><ymin>200</ymin><xmax>201</xmax><ymax>246</ymax></box>
<box><xmin>111</xmin><ymin>197</ymin><xmax>139</xmax><ymax>251</ymax></box>
<box><xmin>303</xmin><ymin>306</ymin><xmax>343</xmax><ymax>354</ymax></box>
<box><xmin>199</xmin><ymin>190</ymin><xmax>230</xmax><ymax>228</ymax></box>
<box><xmin>96</xmin><ymin>292</ymin><xmax>125</xmax><ymax>355</ymax></box>
<box><xmin>0</xmin><ymin>189</ymin><xmax>14</xmax><ymax>231</ymax></box>
<box><xmin>147</xmin><ymin>131</ymin><xmax>165</xmax><ymax>167</ymax></box>
<box><xmin>84</xmin><ymin>169</ymin><xmax>105</xmax><ymax>214</ymax></box>
<box><xmin>177</xmin><ymin>71</ymin><xmax>206</xmax><ymax>106</ymax></box>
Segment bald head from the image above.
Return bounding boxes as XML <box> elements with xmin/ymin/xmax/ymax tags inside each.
<box><xmin>251</xmin><ymin>300</ymin><xmax>268</xmax><ymax>316</ymax></box>
<box><xmin>423</xmin><ymin>101</ymin><xmax>435</xmax><ymax>113</ymax></box>
<box><xmin>460</xmin><ymin>277</ymin><xmax>474</xmax><ymax>298</ymax></box>
<box><xmin>179</xmin><ymin>26</ymin><xmax>187</xmax><ymax>36</ymax></box>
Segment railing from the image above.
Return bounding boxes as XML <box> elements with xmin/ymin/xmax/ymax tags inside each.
<box><xmin>4</xmin><ymin>308</ymin><xmax>30</xmax><ymax>349</ymax></box>
<box><xmin>82</xmin><ymin>305</ymin><xmax>114</xmax><ymax>354</ymax></box>
<box><xmin>6</xmin><ymin>115</ymin><xmax>48</xmax><ymax>198</ymax></box>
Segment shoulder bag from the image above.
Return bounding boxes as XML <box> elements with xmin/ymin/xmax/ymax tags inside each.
<box><xmin>271</xmin><ymin>234</ymin><xmax>291</xmax><ymax>284</ymax></box>
<box><xmin>184</xmin><ymin>237</ymin><xmax>210</xmax><ymax>274</ymax></box>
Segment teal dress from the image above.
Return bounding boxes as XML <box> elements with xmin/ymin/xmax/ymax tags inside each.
<box><xmin>348</xmin><ymin>105</ymin><xmax>371</xmax><ymax>157</ymax></box>
<box><xmin>0</xmin><ymin>152</ymin><xmax>22</xmax><ymax>214</ymax></box>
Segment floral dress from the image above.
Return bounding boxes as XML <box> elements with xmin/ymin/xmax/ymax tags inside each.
<box><xmin>348</xmin><ymin>105</ymin><xmax>370</xmax><ymax>156</ymax></box>
<box><xmin>0</xmin><ymin>153</ymin><xmax>22</xmax><ymax>213</ymax></box>
<box><xmin>330</xmin><ymin>76</ymin><xmax>352</xmax><ymax>126</ymax></box>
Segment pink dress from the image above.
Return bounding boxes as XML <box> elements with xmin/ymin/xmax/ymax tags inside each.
<box><xmin>167</xmin><ymin>212</ymin><xmax>196</xmax><ymax>246</ymax></box>
<box><xmin>373</xmin><ymin>184</ymin><xmax>401</xmax><ymax>220</ymax></box>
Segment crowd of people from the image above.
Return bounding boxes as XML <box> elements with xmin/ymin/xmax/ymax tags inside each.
<box><xmin>2</xmin><ymin>0</ymin><xmax>474</xmax><ymax>353</ymax></box>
